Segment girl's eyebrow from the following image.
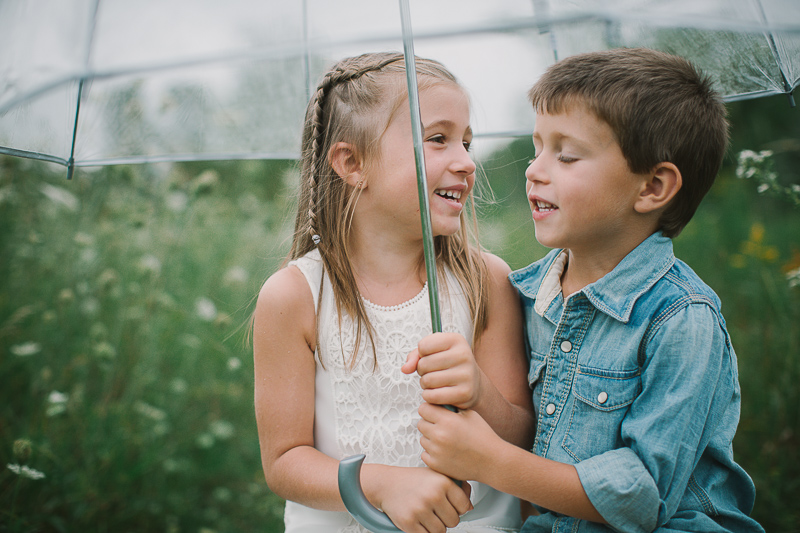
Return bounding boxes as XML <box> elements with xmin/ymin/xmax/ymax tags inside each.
<box><xmin>423</xmin><ymin>120</ymin><xmax>473</xmax><ymax>137</ymax></box>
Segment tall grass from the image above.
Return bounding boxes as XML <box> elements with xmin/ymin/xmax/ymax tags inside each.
<box><xmin>1</xmin><ymin>158</ymin><xmax>294</xmax><ymax>532</ymax></box>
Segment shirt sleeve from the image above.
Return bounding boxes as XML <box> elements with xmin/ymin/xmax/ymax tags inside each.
<box><xmin>575</xmin><ymin>302</ymin><xmax>736</xmax><ymax>532</ymax></box>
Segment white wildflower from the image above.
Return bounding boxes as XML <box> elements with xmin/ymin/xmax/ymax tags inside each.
<box><xmin>180</xmin><ymin>334</ymin><xmax>202</xmax><ymax>349</ymax></box>
<box><xmin>48</xmin><ymin>391</ymin><xmax>69</xmax><ymax>404</ymax></box>
<box><xmin>223</xmin><ymin>266</ymin><xmax>249</xmax><ymax>285</ymax></box>
<box><xmin>169</xmin><ymin>378</ymin><xmax>188</xmax><ymax>394</ymax></box>
<box><xmin>81</xmin><ymin>297</ymin><xmax>100</xmax><ymax>316</ymax></box>
<box><xmin>210</xmin><ymin>420</ymin><xmax>235</xmax><ymax>440</ymax></box>
<box><xmin>757</xmin><ymin>183</ymin><xmax>770</xmax><ymax>194</ymax></box>
<box><xmin>40</xmin><ymin>184</ymin><xmax>79</xmax><ymax>211</ymax></box>
<box><xmin>787</xmin><ymin>267</ymin><xmax>800</xmax><ymax>289</ymax></box>
<box><xmin>227</xmin><ymin>357</ymin><xmax>242</xmax><ymax>371</ymax></box>
<box><xmin>212</xmin><ymin>487</ymin><xmax>233</xmax><ymax>502</ymax></box>
<box><xmin>165</xmin><ymin>191</ymin><xmax>189</xmax><ymax>213</ymax></box>
<box><xmin>7</xmin><ymin>463</ymin><xmax>46</xmax><ymax>480</ymax></box>
<box><xmin>73</xmin><ymin>232</ymin><xmax>95</xmax><ymax>246</ymax></box>
<box><xmin>134</xmin><ymin>401</ymin><xmax>167</xmax><ymax>422</ymax></box>
<box><xmin>80</xmin><ymin>248</ymin><xmax>98</xmax><ymax>264</ymax></box>
<box><xmin>11</xmin><ymin>342</ymin><xmax>41</xmax><ymax>357</ymax></box>
<box><xmin>195</xmin><ymin>298</ymin><xmax>217</xmax><ymax>321</ymax></box>
<box><xmin>139</xmin><ymin>255</ymin><xmax>162</xmax><ymax>276</ymax></box>
<box><xmin>196</xmin><ymin>433</ymin><xmax>215</xmax><ymax>449</ymax></box>
<box><xmin>46</xmin><ymin>391</ymin><xmax>68</xmax><ymax>417</ymax></box>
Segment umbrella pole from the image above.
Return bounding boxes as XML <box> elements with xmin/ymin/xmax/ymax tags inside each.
<box><xmin>336</xmin><ymin>3</ymin><xmax>456</xmax><ymax>532</ymax></box>
<box><xmin>399</xmin><ymin>0</ymin><xmax>443</xmax><ymax>335</ymax></box>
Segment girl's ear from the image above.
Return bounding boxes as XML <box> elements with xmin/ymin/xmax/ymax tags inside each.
<box><xmin>634</xmin><ymin>162</ymin><xmax>682</xmax><ymax>214</ymax></box>
<box><xmin>328</xmin><ymin>142</ymin><xmax>365</xmax><ymax>189</ymax></box>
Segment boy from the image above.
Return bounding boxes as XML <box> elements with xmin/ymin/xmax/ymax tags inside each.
<box><xmin>415</xmin><ymin>48</ymin><xmax>763</xmax><ymax>531</ymax></box>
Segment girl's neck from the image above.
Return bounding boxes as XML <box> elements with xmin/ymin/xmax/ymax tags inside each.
<box><xmin>348</xmin><ymin>232</ymin><xmax>427</xmax><ymax>308</ymax></box>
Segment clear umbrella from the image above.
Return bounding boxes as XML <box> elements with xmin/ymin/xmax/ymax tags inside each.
<box><xmin>2</xmin><ymin>0</ymin><xmax>798</xmax><ymax>531</ymax></box>
<box><xmin>1</xmin><ymin>0</ymin><xmax>798</xmax><ymax>176</ymax></box>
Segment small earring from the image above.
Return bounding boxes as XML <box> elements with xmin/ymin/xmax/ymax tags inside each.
<box><xmin>355</xmin><ymin>180</ymin><xmax>364</xmax><ymax>189</ymax></box>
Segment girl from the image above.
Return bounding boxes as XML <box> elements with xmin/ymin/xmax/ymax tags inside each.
<box><xmin>253</xmin><ymin>52</ymin><xmax>534</xmax><ymax>533</ymax></box>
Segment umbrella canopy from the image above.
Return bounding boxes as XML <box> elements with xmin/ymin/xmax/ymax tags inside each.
<box><xmin>1</xmin><ymin>0</ymin><xmax>798</xmax><ymax>176</ymax></box>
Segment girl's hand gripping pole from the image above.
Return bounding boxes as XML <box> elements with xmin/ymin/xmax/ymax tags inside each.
<box><xmin>338</xmin><ymin>455</ymin><xmax>402</xmax><ymax>533</ymax></box>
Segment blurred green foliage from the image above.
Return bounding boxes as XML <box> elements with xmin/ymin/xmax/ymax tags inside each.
<box><xmin>0</xmin><ymin>94</ymin><xmax>798</xmax><ymax>532</ymax></box>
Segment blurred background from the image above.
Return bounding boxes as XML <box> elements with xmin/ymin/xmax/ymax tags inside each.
<box><xmin>1</xmin><ymin>92</ymin><xmax>798</xmax><ymax>532</ymax></box>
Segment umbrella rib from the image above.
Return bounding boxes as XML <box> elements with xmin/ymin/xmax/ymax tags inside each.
<box><xmin>752</xmin><ymin>0</ymin><xmax>797</xmax><ymax>106</ymax></box>
<box><xmin>0</xmin><ymin>146</ymin><xmax>69</xmax><ymax>167</ymax></box>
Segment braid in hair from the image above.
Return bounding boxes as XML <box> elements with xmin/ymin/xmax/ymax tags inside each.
<box><xmin>300</xmin><ymin>54</ymin><xmax>404</xmax><ymax>252</ymax></box>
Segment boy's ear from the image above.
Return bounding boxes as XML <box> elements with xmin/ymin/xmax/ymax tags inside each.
<box><xmin>634</xmin><ymin>162</ymin><xmax>682</xmax><ymax>214</ymax></box>
<box><xmin>328</xmin><ymin>142</ymin><xmax>365</xmax><ymax>189</ymax></box>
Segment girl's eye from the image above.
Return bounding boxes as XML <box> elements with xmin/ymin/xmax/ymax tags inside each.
<box><xmin>462</xmin><ymin>140</ymin><xmax>472</xmax><ymax>152</ymax></box>
<box><xmin>427</xmin><ymin>134</ymin><xmax>446</xmax><ymax>144</ymax></box>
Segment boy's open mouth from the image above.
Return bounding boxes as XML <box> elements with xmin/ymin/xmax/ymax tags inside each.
<box><xmin>534</xmin><ymin>199</ymin><xmax>557</xmax><ymax>212</ymax></box>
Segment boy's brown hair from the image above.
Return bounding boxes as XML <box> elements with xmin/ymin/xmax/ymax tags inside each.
<box><xmin>528</xmin><ymin>47</ymin><xmax>729</xmax><ymax>237</ymax></box>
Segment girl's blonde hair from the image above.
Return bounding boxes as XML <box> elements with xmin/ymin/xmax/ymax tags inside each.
<box><xmin>289</xmin><ymin>52</ymin><xmax>489</xmax><ymax>368</ymax></box>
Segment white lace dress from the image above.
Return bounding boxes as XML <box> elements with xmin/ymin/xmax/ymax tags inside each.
<box><xmin>283</xmin><ymin>250</ymin><xmax>521</xmax><ymax>533</ymax></box>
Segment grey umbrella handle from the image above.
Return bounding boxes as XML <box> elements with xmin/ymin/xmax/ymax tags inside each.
<box><xmin>338</xmin><ymin>454</ymin><xmax>402</xmax><ymax>533</ymax></box>
<box><xmin>338</xmin><ymin>407</ymin><xmax>461</xmax><ymax>532</ymax></box>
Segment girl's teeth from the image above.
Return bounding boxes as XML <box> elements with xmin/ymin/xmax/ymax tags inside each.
<box><xmin>437</xmin><ymin>189</ymin><xmax>462</xmax><ymax>200</ymax></box>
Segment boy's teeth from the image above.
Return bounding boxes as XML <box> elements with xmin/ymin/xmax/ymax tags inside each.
<box><xmin>536</xmin><ymin>200</ymin><xmax>556</xmax><ymax>211</ymax></box>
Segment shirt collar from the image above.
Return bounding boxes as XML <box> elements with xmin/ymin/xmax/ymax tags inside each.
<box><xmin>510</xmin><ymin>232</ymin><xmax>675</xmax><ymax>323</ymax></box>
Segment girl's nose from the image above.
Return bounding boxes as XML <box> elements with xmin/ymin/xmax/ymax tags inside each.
<box><xmin>453</xmin><ymin>144</ymin><xmax>477</xmax><ymax>175</ymax></box>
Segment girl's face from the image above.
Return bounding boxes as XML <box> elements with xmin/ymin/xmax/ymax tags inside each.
<box><xmin>363</xmin><ymin>83</ymin><xmax>476</xmax><ymax>240</ymax></box>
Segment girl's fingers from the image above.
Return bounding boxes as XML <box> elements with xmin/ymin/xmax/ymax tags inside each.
<box><xmin>402</xmin><ymin>348</ymin><xmax>421</xmax><ymax>374</ymax></box>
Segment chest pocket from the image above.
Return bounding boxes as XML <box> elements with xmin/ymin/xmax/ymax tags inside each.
<box><xmin>562</xmin><ymin>368</ymin><xmax>641</xmax><ymax>462</ymax></box>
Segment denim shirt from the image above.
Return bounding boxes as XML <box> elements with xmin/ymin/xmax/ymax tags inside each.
<box><xmin>508</xmin><ymin>233</ymin><xmax>762</xmax><ymax>533</ymax></box>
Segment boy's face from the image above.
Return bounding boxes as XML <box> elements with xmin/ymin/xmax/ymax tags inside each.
<box><xmin>525</xmin><ymin>104</ymin><xmax>651</xmax><ymax>256</ymax></box>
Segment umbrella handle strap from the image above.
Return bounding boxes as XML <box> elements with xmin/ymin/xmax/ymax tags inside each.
<box><xmin>338</xmin><ymin>406</ymin><xmax>461</xmax><ymax>532</ymax></box>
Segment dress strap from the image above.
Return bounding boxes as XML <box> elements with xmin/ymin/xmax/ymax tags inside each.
<box><xmin>288</xmin><ymin>249</ymin><xmax>324</xmax><ymax>314</ymax></box>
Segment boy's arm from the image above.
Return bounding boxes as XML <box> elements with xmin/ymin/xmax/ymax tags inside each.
<box><xmin>574</xmin><ymin>302</ymin><xmax>736</xmax><ymax>531</ymax></box>
<box><xmin>420</xmin><ymin>302</ymin><xmax>736</xmax><ymax>531</ymax></box>
<box><xmin>417</xmin><ymin>403</ymin><xmax>605</xmax><ymax>523</ymax></box>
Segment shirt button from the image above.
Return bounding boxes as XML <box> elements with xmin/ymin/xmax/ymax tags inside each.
<box><xmin>560</xmin><ymin>340</ymin><xmax>573</xmax><ymax>353</ymax></box>
<box><xmin>597</xmin><ymin>391</ymin><xmax>608</xmax><ymax>404</ymax></box>
<box><xmin>545</xmin><ymin>403</ymin><xmax>556</xmax><ymax>415</ymax></box>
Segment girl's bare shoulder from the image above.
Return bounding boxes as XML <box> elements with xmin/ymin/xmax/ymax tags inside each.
<box><xmin>255</xmin><ymin>265</ymin><xmax>316</xmax><ymax>341</ymax></box>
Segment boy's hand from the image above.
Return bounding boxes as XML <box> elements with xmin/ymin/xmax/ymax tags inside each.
<box><xmin>402</xmin><ymin>332</ymin><xmax>482</xmax><ymax>410</ymax></box>
<box><xmin>417</xmin><ymin>403</ymin><xmax>500</xmax><ymax>483</ymax></box>
<box><xmin>368</xmin><ymin>465</ymin><xmax>472</xmax><ymax>533</ymax></box>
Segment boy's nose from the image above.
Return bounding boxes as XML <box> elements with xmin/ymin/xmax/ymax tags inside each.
<box><xmin>525</xmin><ymin>158</ymin><xmax>540</xmax><ymax>183</ymax></box>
